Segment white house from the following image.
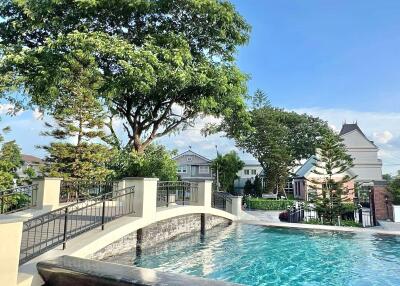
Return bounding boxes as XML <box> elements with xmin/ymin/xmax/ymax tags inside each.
<box><xmin>15</xmin><ymin>154</ymin><xmax>44</xmax><ymax>179</ymax></box>
<box><xmin>339</xmin><ymin>123</ymin><xmax>382</xmax><ymax>182</ymax></box>
<box><xmin>292</xmin><ymin>123</ymin><xmax>383</xmax><ymax>200</ymax></box>
<box><xmin>234</xmin><ymin>161</ymin><xmax>263</xmax><ymax>192</ymax></box>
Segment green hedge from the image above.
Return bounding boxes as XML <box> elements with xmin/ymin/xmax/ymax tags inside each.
<box><xmin>245</xmin><ymin>197</ymin><xmax>294</xmax><ymax>210</ymax></box>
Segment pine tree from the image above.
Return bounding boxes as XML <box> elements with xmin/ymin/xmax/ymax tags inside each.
<box><xmin>41</xmin><ymin>51</ymin><xmax>114</xmax><ymax>181</ymax></box>
<box><xmin>310</xmin><ymin>133</ymin><xmax>355</xmax><ymax>224</ymax></box>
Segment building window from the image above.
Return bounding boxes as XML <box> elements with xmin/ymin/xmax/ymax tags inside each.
<box><xmin>186</xmin><ymin>156</ymin><xmax>192</xmax><ymax>162</ymax></box>
<box><xmin>244</xmin><ymin>169</ymin><xmax>250</xmax><ymax>175</ymax></box>
<box><xmin>199</xmin><ymin>166</ymin><xmax>209</xmax><ymax>174</ymax></box>
<box><xmin>177</xmin><ymin>166</ymin><xmax>187</xmax><ymax>173</ymax></box>
<box><xmin>251</xmin><ymin>169</ymin><xmax>257</xmax><ymax>175</ymax></box>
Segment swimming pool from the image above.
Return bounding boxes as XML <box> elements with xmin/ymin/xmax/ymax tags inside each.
<box><xmin>102</xmin><ymin>223</ymin><xmax>400</xmax><ymax>286</ymax></box>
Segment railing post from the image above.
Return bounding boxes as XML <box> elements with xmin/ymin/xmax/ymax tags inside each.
<box><xmin>359</xmin><ymin>208</ymin><xmax>363</xmax><ymax>225</ymax></box>
<box><xmin>182</xmin><ymin>186</ymin><xmax>186</xmax><ymax>206</ymax></box>
<box><xmin>0</xmin><ymin>196</ymin><xmax>4</xmax><ymax>214</ymax></box>
<box><xmin>62</xmin><ymin>207</ymin><xmax>69</xmax><ymax>250</ymax></box>
<box><xmin>101</xmin><ymin>200</ymin><xmax>106</xmax><ymax>231</ymax></box>
<box><xmin>0</xmin><ymin>216</ymin><xmax>24</xmax><ymax>286</ymax></box>
<box><xmin>166</xmin><ymin>186</ymin><xmax>169</xmax><ymax>207</ymax></box>
<box><xmin>200</xmin><ymin>213</ymin><xmax>206</xmax><ymax>236</ymax></box>
<box><xmin>34</xmin><ymin>177</ymin><xmax>63</xmax><ymax>211</ymax></box>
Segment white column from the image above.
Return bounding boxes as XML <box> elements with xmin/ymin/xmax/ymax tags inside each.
<box><xmin>120</xmin><ymin>177</ymin><xmax>158</xmax><ymax>220</ymax></box>
<box><xmin>0</xmin><ymin>216</ymin><xmax>24</xmax><ymax>286</ymax></box>
<box><xmin>230</xmin><ymin>196</ymin><xmax>243</xmax><ymax>216</ymax></box>
<box><xmin>196</xmin><ymin>180</ymin><xmax>213</xmax><ymax>208</ymax></box>
<box><xmin>34</xmin><ymin>178</ymin><xmax>63</xmax><ymax>210</ymax></box>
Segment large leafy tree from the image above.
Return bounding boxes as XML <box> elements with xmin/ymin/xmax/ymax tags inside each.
<box><xmin>0</xmin><ymin>0</ymin><xmax>250</xmax><ymax>153</ymax></box>
<box><xmin>211</xmin><ymin>151</ymin><xmax>244</xmax><ymax>194</ymax></box>
<box><xmin>219</xmin><ymin>90</ymin><xmax>333</xmax><ymax>194</ymax></box>
<box><xmin>109</xmin><ymin>144</ymin><xmax>178</xmax><ymax>181</ymax></box>
<box><xmin>310</xmin><ymin>133</ymin><xmax>355</xmax><ymax>224</ymax></box>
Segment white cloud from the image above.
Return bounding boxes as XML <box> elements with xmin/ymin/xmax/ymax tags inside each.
<box><xmin>373</xmin><ymin>131</ymin><xmax>393</xmax><ymax>144</ymax></box>
<box><xmin>32</xmin><ymin>108</ymin><xmax>44</xmax><ymax>120</ymax></box>
<box><xmin>0</xmin><ymin>103</ymin><xmax>24</xmax><ymax>116</ymax></box>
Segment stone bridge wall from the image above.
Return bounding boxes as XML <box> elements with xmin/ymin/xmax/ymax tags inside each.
<box><xmin>91</xmin><ymin>214</ymin><xmax>231</xmax><ymax>261</ymax></box>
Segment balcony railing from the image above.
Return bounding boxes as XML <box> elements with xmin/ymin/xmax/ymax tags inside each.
<box><xmin>0</xmin><ymin>184</ymin><xmax>38</xmax><ymax>214</ymax></box>
<box><xmin>211</xmin><ymin>191</ymin><xmax>232</xmax><ymax>211</ymax></box>
<box><xmin>19</xmin><ymin>185</ymin><xmax>135</xmax><ymax>265</ymax></box>
<box><xmin>60</xmin><ymin>180</ymin><xmax>119</xmax><ymax>203</ymax></box>
<box><xmin>156</xmin><ymin>181</ymin><xmax>199</xmax><ymax>207</ymax></box>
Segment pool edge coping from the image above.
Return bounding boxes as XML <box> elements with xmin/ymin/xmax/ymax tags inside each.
<box><xmin>238</xmin><ymin>220</ymin><xmax>400</xmax><ymax>236</ymax></box>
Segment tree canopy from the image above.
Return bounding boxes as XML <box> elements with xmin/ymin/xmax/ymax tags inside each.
<box><xmin>109</xmin><ymin>144</ymin><xmax>178</xmax><ymax>181</ymax></box>
<box><xmin>211</xmin><ymin>151</ymin><xmax>244</xmax><ymax>194</ymax></box>
<box><xmin>218</xmin><ymin>90</ymin><xmax>333</xmax><ymax>194</ymax></box>
<box><xmin>0</xmin><ymin>0</ymin><xmax>251</xmax><ymax>153</ymax></box>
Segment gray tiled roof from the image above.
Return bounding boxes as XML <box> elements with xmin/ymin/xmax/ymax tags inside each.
<box><xmin>339</xmin><ymin>123</ymin><xmax>364</xmax><ymax>136</ymax></box>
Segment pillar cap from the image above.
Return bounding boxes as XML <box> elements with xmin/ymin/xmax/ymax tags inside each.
<box><xmin>122</xmin><ymin>177</ymin><xmax>159</xmax><ymax>181</ymax></box>
<box><xmin>0</xmin><ymin>214</ymin><xmax>26</xmax><ymax>224</ymax></box>
<box><xmin>32</xmin><ymin>177</ymin><xmax>64</xmax><ymax>181</ymax></box>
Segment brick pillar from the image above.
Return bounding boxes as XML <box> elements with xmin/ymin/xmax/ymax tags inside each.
<box><xmin>372</xmin><ymin>183</ymin><xmax>392</xmax><ymax>221</ymax></box>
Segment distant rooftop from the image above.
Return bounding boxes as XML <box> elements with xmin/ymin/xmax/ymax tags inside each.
<box><xmin>22</xmin><ymin>154</ymin><xmax>44</xmax><ymax>164</ymax></box>
<box><xmin>339</xmin><ymin>123</ymin><xmax>365</xmax><ymax>136</ymax></box>
<box><xmin>339</xmin><ymin>123</ymin><xmax>376</xmax><ymax>146</ymax></box>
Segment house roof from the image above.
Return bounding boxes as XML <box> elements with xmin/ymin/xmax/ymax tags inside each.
<box><xmin>173</xmin><ymin>150</ymin><xmax>212</xmax><ymax>162</ymax></box>
<box><xmin>294</xmin><ymin>156</ymin><xmax>317</xmax><ymax>178</ymax></box>
<box><xmin>339</xmin><ymin>123</ymin><xmax>377</xmax><ymax>147</ymax></box>
<box><xmin>22</xmin><ymin>154</ymin><xmax>44</xmax><ymax>164</ymax></box>
<box><xmin>294</xmin><ymin>155</ymin><xmax>356</xmax><ymax>179</ymax></box>
<box><xmin>339</xmin><ymin>123</ymin><xmax>364</xmax><ymax>136</ymax></box>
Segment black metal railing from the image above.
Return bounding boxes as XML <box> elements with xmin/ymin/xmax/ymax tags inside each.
<box><xmin>0</xmin><ymin>184</ymin><xmax>38</xmax><ymax>214</ymax></box>
<box><xmin>285</xmin><ymin>203</ymin><xmax>374</xmax><ymax>227</ymax></box>
<box><xmin>211</xmin><ymin>191</ymin><xmax>232</xmax><ymax>211</ymax></box>
<box><xmin>60</xmin><ymin>180</ymin><xmax>119</xmax><ymax>203</ymax></box>
<box><xmin>156</xmin><ymin>181</ymin><xmax>198</xmax><ymax>207</ymax></box>
<box><xmin>19</xmin><ymin>186</ymin><xmax>135</xmax><ymax>265</ymax></box>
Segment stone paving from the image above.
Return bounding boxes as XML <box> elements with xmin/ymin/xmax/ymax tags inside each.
<box><xmin>242</xmin><ymin>210</ymin><xmax>282</xmax><ymax>222</ymax></box>
<box><xmin>377</xmin><ymin>220</ymin><xmax>400</xmax><ymax>231</ymax></box>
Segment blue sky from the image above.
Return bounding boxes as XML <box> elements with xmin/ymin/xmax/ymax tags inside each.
<box><xmin>1</xmin><ymin>0</ymin><xmax>400</xmax><ymax>173</ymax></box>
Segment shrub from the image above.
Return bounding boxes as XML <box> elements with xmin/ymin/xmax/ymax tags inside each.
<box><xmin>245</xmin><ymin>197</ymin><xmax>294</xmax><ymax>210</ymax></box>
<box><xmin>340</xmin><ymin>220</ymin><xmax>362</xmax><ymax>227</ymax></box>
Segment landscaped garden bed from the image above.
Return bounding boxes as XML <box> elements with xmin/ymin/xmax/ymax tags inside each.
<box><xmin>245</xmin><ymin>197</ymin><xmax>294</xmax><ymax>210</ymax></box>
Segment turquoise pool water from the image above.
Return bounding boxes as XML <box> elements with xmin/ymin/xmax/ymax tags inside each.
<box><xmin>104</xmin><ymin>224</ymin><xmax>400</xmax><ymax>286</ymax></box>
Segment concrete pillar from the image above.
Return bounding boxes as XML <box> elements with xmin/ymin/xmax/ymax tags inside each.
<box><xmin>0</xmin><ymin>216</ymin><xmax>24</xmax><ymax>286</ymax></box>
<box><xmin>196</xmin><ymin>180</ymin><xmax>213</xmax><ymax>208</ymax></box>
<box><xmin>34</xmin><ymin>178</ymin><xmax>63</xmax><ymax>210</ymax></box>
<box><xmin>120</xmin><ymin>177</ymin><xmax>158</xmax><ymax>220</ymax></box>
<box><xmin>230</xmin><ymin>196</ymin><xmax>243</xmax><ymax>216</ymax></box>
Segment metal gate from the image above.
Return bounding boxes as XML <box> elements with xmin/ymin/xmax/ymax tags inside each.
<box><xmin>354</xmin><ymin>188</ymin><xmax>376</xmax><ymax>227</ymax></box>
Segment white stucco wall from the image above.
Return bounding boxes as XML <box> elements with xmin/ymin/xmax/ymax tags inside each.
<box><xmin>341</xmin><ymin>130</ymin><xmax>382</xmax><ymax>181</ymax></box>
